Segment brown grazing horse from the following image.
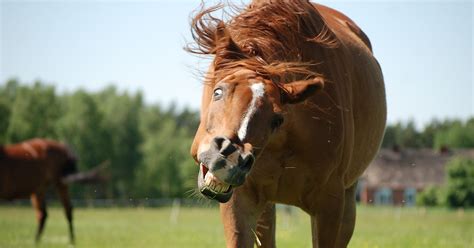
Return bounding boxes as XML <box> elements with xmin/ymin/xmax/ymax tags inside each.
<box><xmin>0</xmin><ymin>138</ymin><xmax>78</xmax><ymax>243</ymax></box>
<box><xmin>189</xmin><ymin>1</ymin><xmax>386</xmax><ymax>247</ymax></box>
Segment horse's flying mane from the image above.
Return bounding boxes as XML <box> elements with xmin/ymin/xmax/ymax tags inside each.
<box><xmin>186</xmin><ymin>0</ymin><xmax>339</xmax><ymax>84</ymax></box>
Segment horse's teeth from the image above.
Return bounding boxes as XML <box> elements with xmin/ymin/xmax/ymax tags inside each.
<box><xmin>205</xmin><ymin>174</ymin><xmax>212</xmax><ymax>184</ymax></box>
<box><xmin>204</xmin><ymin>173</ymin><xmax>230</xmax><ymax>193</ymax></box>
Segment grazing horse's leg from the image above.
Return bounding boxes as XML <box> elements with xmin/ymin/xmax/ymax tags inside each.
<box><xmin>255</xmin><ymin>203</ymin><xmax>276</xmax><ymax>248</ymax></box>
<box><xmin>312</xmin><ymin>180</ymin><xmax>345</xmax><ymax>248</ymax></box>
<box><xmin>336</xmin><ymin>183</ymin><xmax>358</xmax><ymax>248</ymax></box>
<box><xmin>31</xmin><ymin>192</ymin><xmax>47</xmax><ymax>243</ymax></box>
<box><xmin>56</xmin><ymin>182</ymin><xmax>74</xmax><ymax>244</ymax></box>
<box><xmin>220</xmin><ymin>186</ymin><xmax>264</xmax><ymax>248</ymax></box>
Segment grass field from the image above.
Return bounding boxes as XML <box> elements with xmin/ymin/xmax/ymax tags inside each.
<box><xmin>0</xmin><ymin>205</ymin><xmax>472</xmax><ymax>248</ymax></box>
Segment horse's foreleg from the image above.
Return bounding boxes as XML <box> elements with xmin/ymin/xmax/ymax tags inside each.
<box><xmin>255</xmin><ymin>203</ymin><xmax>276</xmax><ymax>248</ymax></box>
<box><xmin>56</xmin><ymin>183</ymin><xmax>74</xmax><ymax>244</ymax></box>
<box><xmin>220</xmin><ymin>186</ymin><xmax>264</xmax><ymax>248</ymax></box>
<box><xmin>310</xmin><ymin>216</ymin><xmax>319</xmax><ymax>248</ymax></box>
<box><xmin>313</xmin><ymin>182</ymin><xmax>345</xmax><ymax>248</ymax></box>
<box><xmin>335</xmin><ymin>183</ymin><xmax>357</xmax><ymax>247</ymax></box>
<box><xmin>30</xmin><ymin>192</ymin><xmax>47</xmax><ymax>243</ymax></box>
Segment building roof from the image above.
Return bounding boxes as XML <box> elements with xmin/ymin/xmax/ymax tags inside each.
<box><xmin>360</xmin><ymin>148</ymin><xmax>474</xmax><ymax>189</ymax></box>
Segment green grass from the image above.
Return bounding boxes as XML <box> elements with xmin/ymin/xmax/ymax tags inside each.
<box><xmin>0</xmin><ymin>205</ymin><xmax>472</xmax><ymax>247</ymax></box>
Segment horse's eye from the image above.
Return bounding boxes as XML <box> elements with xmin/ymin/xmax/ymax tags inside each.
<box><xmin>213</xmin><ymin>88</ymin><xmax>223</xmax><ymax>100</ymax></box>
<box><xmin>271</xmin><ymin>114</ymin><xmax>284</xmax><ymax>132</ymax></box>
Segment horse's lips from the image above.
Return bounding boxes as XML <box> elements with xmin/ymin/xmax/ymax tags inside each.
<box><xmin>200</xmin><ymin>163</ymin><xmax>209</xmax><ymax>179</ymax></box>
<box><xmin>198</xmin><ymin>162</ymin><xmax>233</xmax><ymax>203</ymax></box>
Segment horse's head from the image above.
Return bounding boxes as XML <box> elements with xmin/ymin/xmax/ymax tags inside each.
<box><xmin>191</xmin><ymin>68</ymin><xmax>323</xmax><ymax>202</ymax></box>
<box><xmin>188</xmin><ymin>7</ymin><xmax>326</xmax><ymax>202</ymax></box>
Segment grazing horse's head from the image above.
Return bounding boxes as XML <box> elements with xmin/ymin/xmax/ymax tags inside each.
<box><xmin>188</xmin><ymin>5</ymin><xmax>326</xmax><ymax>203</ymax></box>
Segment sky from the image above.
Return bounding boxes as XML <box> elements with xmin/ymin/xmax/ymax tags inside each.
<box><xmin>1</xmin><ymin>0</ymin><xmax>472</xmax><ymax>128</ymax></box>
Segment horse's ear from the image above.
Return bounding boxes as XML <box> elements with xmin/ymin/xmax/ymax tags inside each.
<box><xmin>213</xmin><ymin>21</ymin><xmax>245</xmax><ymax>60</ymax></box>
<box><xmin>280</xmin><ymin>77</ymin><xmax>324</xmax><ymax>104</ymax></box>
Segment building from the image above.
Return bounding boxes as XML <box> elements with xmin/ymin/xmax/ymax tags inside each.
<box><xmin>358</xmin><ymin>147</ymin><xmax>474</xmax><ymax>206</ymax></box>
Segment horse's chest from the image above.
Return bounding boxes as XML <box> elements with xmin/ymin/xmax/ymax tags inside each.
<box><xmin>253</xmin><ymin>149</ymin><xmax>335</xmax><ymax>206</ymax></box>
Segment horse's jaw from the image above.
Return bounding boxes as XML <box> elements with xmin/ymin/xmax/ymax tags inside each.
<box><xmin>198</xmin><ymin>163</ymin><xmax>233</xmax><ymax>203</ymax></box>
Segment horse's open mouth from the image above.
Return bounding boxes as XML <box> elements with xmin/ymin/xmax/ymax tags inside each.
<box><xmin>198</xmin><ymin>163</ymin><xmax>233</xmax><ymax>203</ymax></box>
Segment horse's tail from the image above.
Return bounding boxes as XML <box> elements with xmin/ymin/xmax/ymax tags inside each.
<box><xmin>62</xmin><ymin>160</ymin><xmax>110</xmax><ymax>184</ymax></box>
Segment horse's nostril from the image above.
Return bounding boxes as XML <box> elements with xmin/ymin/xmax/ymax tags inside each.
<box><xmin>213</xmin><ymin>136</ymin><xmax>236</xmax><ymax>157</ymax></box>
<box><xmin>240</xmin><ymin>154</ymin><xmax>255</xmax><ymax>172</ymax></box>
<box><xmin>213</xmin><ymin>137</ymin><xmax>226</xmax><ymax>149</ymax></box>
<box><xmin>220</xmin><ymin>143</ymin><xmax>237</xmax><ymax>157</ymax></box>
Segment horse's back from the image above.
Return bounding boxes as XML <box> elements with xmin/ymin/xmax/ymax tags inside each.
<box><xmin>314</xmin><ymin>4</ymin><xmax>373</xmax><ymax>52</ymax></box>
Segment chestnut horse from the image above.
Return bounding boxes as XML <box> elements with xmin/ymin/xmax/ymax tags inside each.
<box><xmin>189</xmin><ymin>1</ymin><xmax>386</xmax><ymax>247</ymax></box>
<box><xmin>0</xmin><ymin>138</ymin><xmax>78</xmax><ymax>243</ymax></box>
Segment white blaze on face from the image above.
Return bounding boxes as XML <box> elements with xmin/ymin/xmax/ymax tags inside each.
<box><xmin>238</xmin><ymin>82</ymin><xmax>265</xmax><ymax>141</ymax></box>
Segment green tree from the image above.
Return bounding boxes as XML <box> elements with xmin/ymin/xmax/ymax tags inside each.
<box><xmin>444</xmin><ymin>158</ymin><xmax>474</xmax><ymax>208</ymax></box>
<box><xmin>137</xmin><ymin>105</ymin><xmax>197</xmax><ymax>198</ymax></box>
<box><xmin>56</xmin><ymin>91</ymin><xmax>111</xmax><ymax>198</ymax></box>
<box><xmin>381</xmin><ymin>125</ymin><xmax>397</xmax><ymax>148</ymax></box>
<box><xmin>399</xmin><ymin>121</ymin><xmax>422</xmax><ymax>148</ymax></box>
<box><xmin>5</xmin><ymin>82</ymin><xmax>60</xmax><ymax>142</ymax></box>
<box><xmin>95</xmin><ymin>86</ymin><xmax>143</xmax><ymax>198</ymax></box>
<box><xmin>0</xmin><ymin>99</ymin><xmax>11</xmax><ymax>143</ymax></box>
<box><xmin>382</xmin><ymin>120</ymin><xmax>422</xmax><ymax>148</ymax></box>
<box><xmin>416</xmin><ymin>186</ymin><xmax>440</xmax><ymax>207</ymax></box>
<box><xmin>0</xmin><ymin>79</ymin><xmax>20</xmax><ymax>104</ymax></box>
<box><xmin>420</xmin><ymin>119</ymin><xmax>442</xmax><ymax>148</ymax></box>
<box><xmin>434</xmin><ymin>120</ymin><xmax>474</xmax><ymax>149</ymax></box>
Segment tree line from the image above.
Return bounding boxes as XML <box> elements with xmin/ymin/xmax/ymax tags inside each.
<box><xmin>382</xmin><ymin>118</ymin><xmax>474</xmax><ymax>149</ymax></box>
<box><xmin>0</xmin><ymin>79</ymin><xmax>199</xmax><ymax>200</ymax></box>
<box><xmin>1</xmin><ymin>79</ymin><xmax>473</xmax><ymax>200</ymax></box>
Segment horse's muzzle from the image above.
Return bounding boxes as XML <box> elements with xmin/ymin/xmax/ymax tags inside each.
<box><xmin>198</xmin><ymin>163</ymin><xmax>233</xmax><ymax>203</ymax></box>
<box><xmin>197</xmin><ymin>136</ymin><xmax>255</xmax><ymax>203</ymax></box>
